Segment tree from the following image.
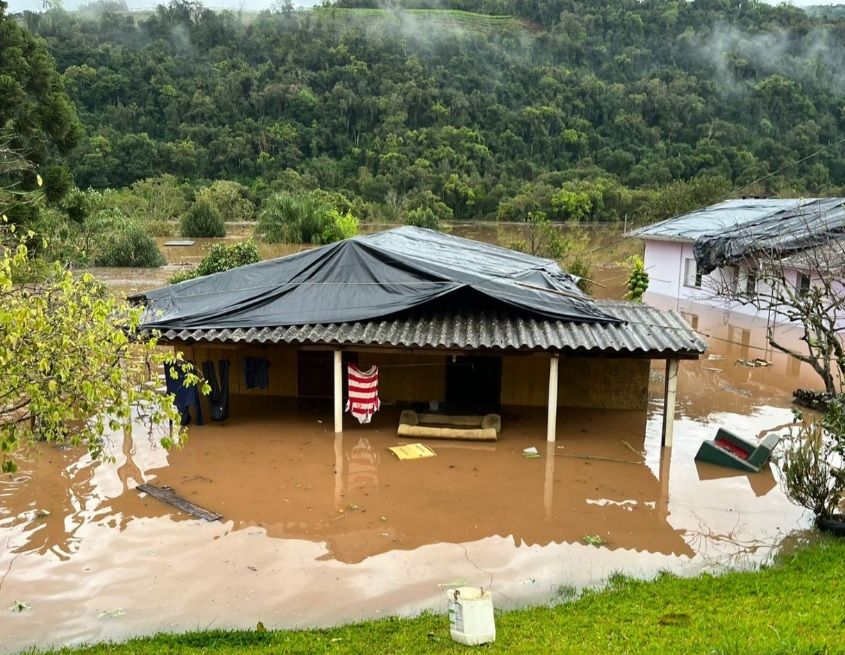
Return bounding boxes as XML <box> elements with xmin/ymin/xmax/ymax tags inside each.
<box><xmin>706</xmin><ymin>233</ymin><xmax>845</xmax><ymax>394</ymax></box>
<box><xmin>0</xmin><ymin>0</ymin><xmax>81</xmax><ymax>218</ymax></box>
<box><xmin>0</xmin><ymin>221</ymin><xmax>202</xmax><ymax>472</ymax></box>
<box><xmin>196</xmin><ymin>180</ymin><xmax>255</xmax><ymax>223</ymax></box>
<box><xmin>507</xmin><ymin>211</ymin><xmax>569</xmax><ymax>260</ymax></box>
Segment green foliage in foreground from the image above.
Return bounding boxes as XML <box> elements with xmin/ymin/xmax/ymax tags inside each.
<box><xmin>44</xmin><ymin>537</ymin><xmax>845</xmax><ymax>655</ymax></box>
<box><xmin>169</xmin><ymin>240</ymin><xmax>261</xmax><ymax>284</ymax></box>
<box><xmin>0</xmin><ymin>223</ymin><xmax>195</xmax><ymax>471</ymax></box>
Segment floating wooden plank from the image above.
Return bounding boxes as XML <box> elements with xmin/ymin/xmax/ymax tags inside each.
<box><xmin>136</xmin><ymin>483</ymin><xmax>222</xmax><ymax>521</ymax></box>
<box><xmin>163</xmin><ymin>239</ymin><xmax>196</xmax><ymax>247</ymax></box>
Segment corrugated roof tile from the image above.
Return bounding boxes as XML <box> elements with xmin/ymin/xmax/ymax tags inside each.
<box><xmin>156</xmin><ymin>300</ymin><xmax>706</xmax><ymax>358</ymax></box>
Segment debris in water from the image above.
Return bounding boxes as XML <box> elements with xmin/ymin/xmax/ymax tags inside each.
<box><xmin>388</xmin><ymin>443</ymin><xmax>436</xmax><ymax>460</ymax></box>
<box><xmin>582</xmin><ymin>534</ymin><xmax>606</xmax><ymax>546</ymax></box>
<box><xmin>136</xmin><ymin>483</ymin><xmax>222</xmax><ymax>521</ymax></box>
<box><xmin>522</xmin><ymin>447</ymin><xmax>540</xmax><ymax>459</ymax></box>
<box><xmin>33</xmin><ymin>509</ymin><xmax>51</xmax><ymax>519</ymax></box>
<box><xmin>735</xmin><ymin>358</ymin><xmax>772</xmax><ymax>368</ymax></box>
<box><xmin>10</xmin><ymin>601</ymin><xmax>31</xmax><ymax>613</ymax></box>
<box><xmin>97</xmin><ymin>609</ymin><xmax>125</xmax><ymax>618</ymax></box>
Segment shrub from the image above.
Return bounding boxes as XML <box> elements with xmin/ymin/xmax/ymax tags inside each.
<box><xmin>403</xmin><ymin>206</ymin><xmax>440</xmax><ymax>230</ymax></box>
<box><xmin>257</xmin><ymin>193</ymin><xmax>322</xmax><ymax>243</ymax></box>
<box><xmin>319</xmin><ymin>210</ymin><xmax>359</xmax><ymax>244</ymax></box>
<box><xmin>257</xmin><ymin>192</ymin><xmax>357</xmax><ymax>244</ymax></box>
<box><xmin>401</xmin><ymin>190</ymin><xmax>451</xmax><ymax>230</ymax></box>
<box><xmin>181</xmin><ymin>199</ymin><xmax>226</xmax><ymax>238</ymax></box>
<box><xmin>567</xmin><ymin>255</ymin><xmax>592</xmax><ymax>294</ymax></box>
<box><xmin>196</xmin><ymin>180</ymin><xmax>255</xmax><ymax>223</ymax></box>
<box><xmin>94</xmin><ymin>223</ymin><xmax>166</xmax><ymax>268</ymax></box>
<box><xmin>169</xmin><ymin>240</ymin><xmax>261</xmax><ymax>284</ymax></box>
<box><xmin>779</xmin><ymin>421</ymin><xmax>845</xmax><ymax>521</ymax></box>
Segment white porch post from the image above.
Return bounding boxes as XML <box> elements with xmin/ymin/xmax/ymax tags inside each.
<box><xmin>546</xmin><ymin>353</ymin><xmax>559</xmax><ymax>443</ymax></box>
<box><xmin>334</xmin><ymin>349</ymin><xmax>343</xmax><ymax>433</ymax></box>
<box><xmin>661</xmin><ymin>359</ymin><xmax>679</xmax><ymax>447</ymax></box>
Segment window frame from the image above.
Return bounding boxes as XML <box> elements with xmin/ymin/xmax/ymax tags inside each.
<box><xmin>683</xmin><ymin>258</ymin><xmax>702</xmax><ymax>289</ymax></box>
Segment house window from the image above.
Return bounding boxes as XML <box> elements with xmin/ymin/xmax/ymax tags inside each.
<box><xmin>683</xmin><ymin>259</ymin><xmax>702</xmax><ymax>288</ymax></box>
<box><xmin>797</xmin><ymin>272</ymin><xmax>811</xmax><ymax>297</ymax></box>
<box><xmin>736</xmin><ymin>266</ymin><xmax>757</xmax><ymax>296</ymax></box>
<box><xmin>744</xmin><ymin>270</ymin><xmax>757</xmax><ymax>296</ymax></box>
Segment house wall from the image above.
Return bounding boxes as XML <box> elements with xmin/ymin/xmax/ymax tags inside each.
<box><xmin>179</xmin><ymin>344</ymin><xmax>298</xmax><ymax>397</ymax></box>
<box><xmin>501</xmin><ymin>353</ymin><xmax>650</xmax><ymax>411</ymax></box>
<box><xmin>643</xmin><ymin>239</ymin><xmax>761</xmax><ymax>318</ymax></box>
<box><xmin>642</xmin><ymin>238</ymin><xmax>845</xmax><ymax>328</ymax></box>
<box><xmin>176</xmin><ymin>346</ymin><xmax>650</xmax><ymax>411</ymax></box>
<box><xmin>357</xmin><ymin>352</ymin><xmax>446</xmax><ymax>402</ymax></box>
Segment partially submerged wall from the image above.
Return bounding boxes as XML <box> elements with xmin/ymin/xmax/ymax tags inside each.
<box><xmin>501</xmin><ymin>353</ymin><xmax>649</xmax><ymax>411</ymax></box>
<box><xmin>176</xmin><ymin>344</ymin><xmax>649</xmax><ymax>411</ymax></box>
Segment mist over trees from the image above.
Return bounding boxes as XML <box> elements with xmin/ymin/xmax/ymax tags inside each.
<box><xmin>9</xmin><ymin>0</ymin><xmax>845</xmax><ymax>225</ymax></box>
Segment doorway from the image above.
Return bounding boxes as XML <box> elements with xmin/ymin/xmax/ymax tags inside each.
<box><xmin>445</xmin><ymin>355</ymin><xmax>502</xmax><ymax>413</ymax></box>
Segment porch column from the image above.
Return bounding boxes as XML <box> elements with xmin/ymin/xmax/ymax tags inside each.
<box><xmin>661</xmin><ymin>359</ymin><xmax>679</xmax><ymax>447</ymax></box>
<box><xmin>546</xmin><ymin>353</ymin><xmax>559</xmax><ymax>442</ymax></box>
<box><xmin>334</xmin><ymin>349</ymin><xmax>343</xmax><ymax>433</ymax></box>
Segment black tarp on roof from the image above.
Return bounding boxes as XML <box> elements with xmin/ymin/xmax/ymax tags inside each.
<box><xmin>693</xmin><ymin>198</ymin><xmax>845</xmax><ymax>273</ymax></box>
<box><xmin>134</xmin><ymin>226</ymin><xmax>619</xmax><ymax>330</ymax></box>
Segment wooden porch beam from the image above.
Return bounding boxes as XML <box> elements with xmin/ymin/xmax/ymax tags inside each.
<box><xmin>547</xmin><ymin>353</ymin><xmax>559</xmax><ymax>442</ymax></box>
<box><xmin>334</xmin><ymin>349</ymin><xmax>343</xmax><ymax>433</ymax></box>
<box><xmin>661</xmin><ymin>358</ymin><xmax>679</xmax><ymax>447</ymax></box>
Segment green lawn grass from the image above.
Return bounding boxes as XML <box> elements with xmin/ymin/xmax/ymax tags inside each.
<box><xmin>44</xmin><ymin>537</ymin><xmax>845</xmax><ymax>655</ymax></box>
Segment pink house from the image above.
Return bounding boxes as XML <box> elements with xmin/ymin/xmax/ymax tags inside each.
<box><xmin>627</xmin><ymin>198</ymin><xmax>845</xmax><ymax>319</ymax></box>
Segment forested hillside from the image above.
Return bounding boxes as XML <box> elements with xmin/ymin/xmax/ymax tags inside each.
<box><xmin>14</xmin><ymin>0</ymin><xmax>845</xmax><ymax>223</ymax></box>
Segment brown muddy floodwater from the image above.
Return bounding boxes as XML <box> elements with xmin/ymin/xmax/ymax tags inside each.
<box><xmin>0</xmin><ymin>223</ymin><xmax>820</xmax><ymax>652</ymax></box>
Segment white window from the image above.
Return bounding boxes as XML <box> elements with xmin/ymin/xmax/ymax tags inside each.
<box><xmin>683</xmin><ymin>258</ymin><xmax>702</xmax><ymax>288</ymax></box>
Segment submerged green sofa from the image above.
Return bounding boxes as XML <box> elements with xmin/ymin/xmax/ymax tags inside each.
<box><xmin>695</xmin><ymin>428</ymin><xmax>781</xmax><ymax>472</ymax></box>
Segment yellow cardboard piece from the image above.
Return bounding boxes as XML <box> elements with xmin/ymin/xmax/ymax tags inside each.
<box><xmin>388</xmin><ymin>443</ymin><xmax>436</xmax><ymax>460</ymax></box>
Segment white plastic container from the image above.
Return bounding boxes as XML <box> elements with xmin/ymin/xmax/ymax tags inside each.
<box><xmin>446</xmin><ymin>586</ymin><xmax>496</xmax><ymax>646</ymax></box>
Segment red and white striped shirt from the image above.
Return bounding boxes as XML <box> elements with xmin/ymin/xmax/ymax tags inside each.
<box><xmin>346</xmin><ymin>364</ymin><xmax>381</xmax><ymax>424</ymax></box>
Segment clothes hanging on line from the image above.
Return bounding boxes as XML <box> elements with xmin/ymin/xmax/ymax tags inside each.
<box><xmin>202</xmin><ymin>359</ymin><xmax>230</xmax><ymax>421</ymax></box>
<box><xmin>346</xmin><ymin>364</ymin><xmax>380</xmax><ymax>424</ymax></box>
<box><xmin>164</xmin><ymin>361</ymin><xmax>204</xmax><ymax>426</ymax></box>
<box><xmin>243</xmin><ymin>357</ymin><xmax>270</xmax><ymax>389</ymax></box>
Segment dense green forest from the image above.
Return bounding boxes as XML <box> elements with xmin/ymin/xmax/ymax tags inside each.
<box><xmin>3</xmin><ymin>0</ymin><xmax>845</xmax><ymax>264</ymax></box>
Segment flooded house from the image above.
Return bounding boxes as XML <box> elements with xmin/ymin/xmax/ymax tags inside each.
<box><xmin>627</xmin><ymin>198</ymin><xmax>845</xmax><ymax>319</ymax></box>
<box><xmin>134</xmin><ymin>226</ymin><xmax>705</xmax><ymax>446</ymax></box>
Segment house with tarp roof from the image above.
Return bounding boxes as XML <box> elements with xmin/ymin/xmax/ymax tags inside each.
<box><xmin>627</xmin><ymin>198</ymin><xmax>845</xmax><ymax>316</ymax></box>
<box><xmin>134</xmin><ymin>227</ymin><xmax>705</xmax><ymax>445</ymax></box>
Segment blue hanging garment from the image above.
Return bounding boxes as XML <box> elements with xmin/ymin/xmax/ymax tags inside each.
<box><xmin>164</xmin><ymin>361</ymin><xmax>204</xmax><ymax>426</ymax></box>
<box><xmin>243</xmin><ymin>357</ymin><xmax>270</xmax><ymax>389</ymax></box>
<box><xmin>203</xmin><ymin>359</ymin><xmax>230</xmax><ymax>421</ymax></box>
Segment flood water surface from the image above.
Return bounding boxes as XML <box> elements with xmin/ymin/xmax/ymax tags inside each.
<box><xmin>0</xmin><ymin>224</ymin><xmax>821</xmax><ymax>652</ymax></box>
<box><xmin>1</xmin><ymin>387</ymin><xmax>809</xmax><ymax>652</ymax></box>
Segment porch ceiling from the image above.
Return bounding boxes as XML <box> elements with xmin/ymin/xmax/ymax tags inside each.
<box><xmin>155</xmin><ymin>300</ymin><xmax>706</xmax><ymax>359</ymax></box>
